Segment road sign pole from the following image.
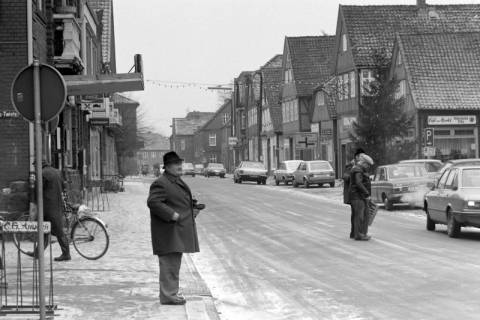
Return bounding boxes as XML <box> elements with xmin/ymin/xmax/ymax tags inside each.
<box><xmin>33</xmin><ymin>59</ymin><xmax>46</xmax><ymax>320</ymax></box>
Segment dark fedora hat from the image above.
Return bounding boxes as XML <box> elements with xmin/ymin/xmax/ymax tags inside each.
<box><xmin>163</xmin><ymin>151</ymin><xmax>184</xmax><ymax>166</ymax></box>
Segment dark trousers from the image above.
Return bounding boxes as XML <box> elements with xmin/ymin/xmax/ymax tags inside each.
<box><xmin>349</xmin><ymin>205</ymin><xmax>354</xmax><ymax>237</ymax></box>
<box><xmin>351</xmin><ymin>199</ymin><xmax>369</xmax><ymax>238</ymax></box>
<box><xmin>158</xmin><ymin>252</ymin><xmax>183</xmax><ymax>303</ymax></box>
<box><xmin>46</xmin><ymin>214</ymin><xmax>70</xmax><ymax>256</ymax></box>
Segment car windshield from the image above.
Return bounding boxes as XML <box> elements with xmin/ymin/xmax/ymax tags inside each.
<box><xmin>209</xmin><ymin>163</ymin><xmax>224</xmax><ymax>169</ymax></box>
<box><xmin>285</xmin><ymin>161</ymin><xmax>301</xmax><ymax>170</ymax></box>
<box><xmin>183</xmin><ymin>163</ymin><xmax>194</xmax><ymax>169</ymax></box>
<box><xmin>387</xmin><ymin>165</ymin><xmax>427</xmax><ymax>179</ymax></box>
<box><xmin>462</xmin><ymin>169</ymin><xmax>480</xmax><ymax>187</ymax></box>
<box><xmin>243</xmin><ymin>162</ymin><xmax>265</xmax><ymax>169</ymax></box>
<box><xmin>309</xmin><ymin>162</ymin><xmax>331</xmax><ymax>171</ymax></box>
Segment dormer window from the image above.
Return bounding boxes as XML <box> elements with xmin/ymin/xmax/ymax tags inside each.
<box><xmin>315</xmin><ymin>91</ymin><xmax>325</xmax><ymax>106</ymax></box>
<box><xmin>284</xmin><ymin>68</ymin><xmax>293</xmax><ymax>83</ymax></box>
<box><xmin>342</xmin><ymin>34</ymin><xmax>348</xmax><ymax>52</ymax></box>
<box><xmin>397</xmin><ymin>53</ymin><xmax>403</xmax><ymax>66</ymax></box>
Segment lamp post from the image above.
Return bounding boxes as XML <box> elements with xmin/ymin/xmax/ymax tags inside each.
<box><xmin>253</xmin><ymin>71</ymin><xmax>263</xmax><ymax>162</ymax></box>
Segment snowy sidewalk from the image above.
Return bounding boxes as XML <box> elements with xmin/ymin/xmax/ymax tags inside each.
<box><xmin>1</xmin><ymin>179</ymin><xmax>219</xmax><ymax>320</ymax></box>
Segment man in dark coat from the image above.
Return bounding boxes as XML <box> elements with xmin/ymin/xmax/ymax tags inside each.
<box><xmin>33</xmin><ymin>161</ymin><xmax>71</xmax><ymax>261</ymax></box>
<box><xmin>349</xmin><ymin>154</ymin><xmax>374</xmax><ymax>241</ymax></box>
<box><xmin>343</xmin><ymin>148</ymin><xmax>365</xmax><ymax>238</ymax></box>
<box><xmin>147</xmin><ymin>151</ymin><xmax>200</xmax><ymax>305</ymax></box>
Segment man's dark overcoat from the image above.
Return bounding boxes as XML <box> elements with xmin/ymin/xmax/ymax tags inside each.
<box><xmin>147</xmin><ymin>173</ymin><xmax>199</xmax><ymax>255</ymax></box>
<box><xmin>42</xmin><ymin>165</ymin><xmax>64</xmax><ymax>220</ymax></box>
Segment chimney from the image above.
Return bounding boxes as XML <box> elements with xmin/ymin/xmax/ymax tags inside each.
<box><xmin>417</xmin><ymin>0</ymin><xmax>427</xmax><ymax>7</ymax></box>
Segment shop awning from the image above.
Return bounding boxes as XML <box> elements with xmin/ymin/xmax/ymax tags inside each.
<box><xmin>64</xmin><ymin>72</ymin><xmax>144</xmax><ymax>96</ymax></box>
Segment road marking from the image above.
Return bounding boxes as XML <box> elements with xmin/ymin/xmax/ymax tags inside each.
<box><xmin>285</xmin><ymin>210</ymin><xmax>301</xmax><ymax>217</ymax></box>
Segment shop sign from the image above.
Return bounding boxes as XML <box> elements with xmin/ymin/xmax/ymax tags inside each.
<box><xmin>0</xmin><ymin>111</ymin><xmax>21</xmax><ymax>119</ymax></box>
<box><xmin>295</xmin><ymin>132</ymin><xmax>317</xmax><ymax>149</ymax></box>
<box><xmin>427</xmin><ymin>115</ymin><xmax>476</xmax><ymax>126</ymax></box>
<box><xmin>321</xmin><ymin>128</ymin><xmax>333</xmax><ymax>136</ymax></box>
<box><xmin>423</xmin><ymin>147</ymin><xmax>436</xmax><ymax>157</ymax></box>
<box><xmin>90</xmin><ymin>118</ymin><xmax>109</xmax><ymax>126</ymax></box>
<box><xmin>311</xmin><ymin>123</ymin><xmax>319</xmax><ymax>133</ymax></box>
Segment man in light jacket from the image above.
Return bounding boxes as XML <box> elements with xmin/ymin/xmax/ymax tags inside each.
<box><xmin>147</xmin><ymin>151</ymin><xmax>200</xmax><ymax>305</ymax></box>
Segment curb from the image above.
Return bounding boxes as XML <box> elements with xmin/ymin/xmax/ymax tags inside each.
<box><xmin>183</xmin><ymin>254</ymin><xmax>220</xmax><ymax>320</ymax></box>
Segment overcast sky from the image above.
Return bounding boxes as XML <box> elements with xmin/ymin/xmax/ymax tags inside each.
<box><xmin>112</xmin><ymin>0</ymin><xmax>480</xmax><ymax>136</ymax></box>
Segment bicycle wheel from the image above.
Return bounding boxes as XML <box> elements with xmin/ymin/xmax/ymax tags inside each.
<box><xmin>12</xmin><ymin>215</ymin><xmax>50</xmax><ymax>256</ymax></box>
<box><xmin>71</xmin><ymin>217</ymin><xmax>109</xmax><ymax>260</ymax></box>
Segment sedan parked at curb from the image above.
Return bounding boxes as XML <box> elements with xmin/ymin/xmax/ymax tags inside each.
<box><xmin>371</xmin><ymin>163</ymin><xmax>431</xmax><ymax>210</ymax></box>
<box><xmin>424</xmin><ymin>166</ymin><xmax>480</xmax><ymax>238</ymax></box>
<box><xmin>273</xmin><ymin>160</ymin><xmax>302</xmax><ymax>185</ymax></box>
<box><xmin>194</xmin><ymin>164</ymin><xmax>204</xmax><ymax>175</ymax></box>
<box><xmin>233</xmin><ymin>161</ymin><xmax>267</xmax><ymax>185</ymax></box>
<box><xmin>204</xmin><ymin>163</ymin><xmax>226</xmax><ymax>178</ymax></box>
<box><xmin>292</xmin><ymin>161</ymin><xmax>335</xmax><ymax>188</ymax></box>
<box><xmin>182</xmin><ymin>163</ymin><xmax>196</xmax><ymax>177</ymax></box>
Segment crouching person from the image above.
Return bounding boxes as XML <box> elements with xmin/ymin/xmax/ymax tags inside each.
<box><xmin>147</xmin><ymin>151</ymin><xmax>200</xmax><ymax>305</ymax></box>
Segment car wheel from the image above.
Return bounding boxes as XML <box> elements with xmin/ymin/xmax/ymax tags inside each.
<box><xmin>238</xmin><ymin>178</ymin><xmax>242</xmax><ymax>184</ymax></box>
<box><xmin>425</xmin><ymin>206</ymin><xmax>436</xmax><ymax>231</ymax></box>
<box><xmin>293</xmin><ymin>180</ymin><xmax>298</xmax><ymax>188</ymax></box>
<box><xmin>447</xmin><ymin>209</ymin><xmax>460</xmax><ymax>238</ymax></box>
<box><xmin>329</xmin><ymin>182</ymin><xmax>335</xmax><ymax>188</ymax></box>
<box><xmin>383</xmin><ymin>196</ymin><xmax>394</xmax><ymax>211</ymax></box>
<box><xmin>304</xmin><ymin>178</ymin><xmax>310</xmax><ymax>189</ymax></box>
<box><xmin>262</xmin><ymin>180</ymin><xmax>266</xmax><ymax>185</ymax></box>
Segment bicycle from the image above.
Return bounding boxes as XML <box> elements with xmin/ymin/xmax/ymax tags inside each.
<box><xmin>13</xmin><ymin>194</ymin><xmax>110</xmax><ymax>260</ymax></box>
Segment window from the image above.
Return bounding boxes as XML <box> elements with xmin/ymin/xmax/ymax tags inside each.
<box><xmin>350</xmin><ymin>71</ymin><xmax>356</xmax><ymax>98</ymax></box>
<box><xmin>209</xmin><ymin>154</ymin><xmax>217</xmax><ymax>163</ymax></box>
<box><xmin>209</xmin><ymin>133</ymin><xmax>216</xmax><ymax>147</ymax></box>
<box><xmin>343</xmin><ymin>73</ymin><xmax>349</xmax><ymax>99</ymax></box>
<box><xmin>180</xmin><ymin>139</ymin><xmax>186</xmax><ymax>151</ymax></box>
<box><xmin>360</xmin><ymin>69</ymin><xmax>375</xmax><ymax>95</ymax></box>
<box><xmin>395</xmin><ymin>80</ymin><xmax>406</xmax><ymax>100</ymax></box>
<box><xmin>445</xmin><ymin>169</ymin><xmax>458</xmax><ymax>189</ymax></box>
<box><xmin>223</xmin><ymin>113</ymin><xmax>229</xmax><ymax>125</ymax></box>
<box><xmin>316</xmin><ymin>91</ymin><xmax>325</xmax><ymax>106</ymax></box>
<box><xmin>437</xmin><ymin>169</ymin><xmax>450</xmax><ymax>189</ymax></box>
<box><xmin>342</xmin><ymin>34</ymin><xmax>348</xmax><ymax>52</ymax></box>
<box><xmin>284</xmin><ymin>68</ymin><xmax>293</xmax><ymax>83</ymax></box>
<box><xmin>397</xmin><ymin>53</ymin><xmax>403</xmax><ymax>66</ymax></box>
<box><xmin>337</xmin><ymin>76</ymin><xmax>343</xmax><ymax>101</ymax></box>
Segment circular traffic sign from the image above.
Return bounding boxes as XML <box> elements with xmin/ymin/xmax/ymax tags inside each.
<box><xmin>10</xmin><ymin>63</ymin><xmax>67</xmax><ymax>122</ymax></box>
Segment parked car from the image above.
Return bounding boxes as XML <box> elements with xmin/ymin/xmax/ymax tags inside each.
<box><xmin>233</xmin><ymin>161</ymin><xmax>267</xmax><ymax>185</ymax></box>
<box><xmin>205</xmin><ymin>163</ymin><xmax>226</xmax><ymax>178</ymax></box>
<box><xmin>273</xmin><ymin>160</ymin><xmax>302</xmax><ymax>185</ymax></box>
<box><xmin>371</xmin><ymin>163</ymin><xmax>431</xmax><ymax>210</ymax></box>
<box><xmin>194</xmin><ymin>164</ymin><xmax>204</xmax><ymax>175</ymax></box>
<box><xmin>399</xmin><ymin>159</ymin><xmax>443</xmax><ymax>173</ymax></box>
<box><xmin>434</xmin><ymin>158</ymin><xmax>480</xmax><ymax>182</ymax></box>
<box><xmin>182</xmin><ymin>163</ymin><xmax>196</xmax><ymax>177</ymax></box>
<box><xmin>424</xmin><ymin>166</ymin><xmax>480</xmax><ymax>238</ymax></box>
<box><xmin>292</xmin><ymin>160</ymin><xmax>335</xmax><ymax>188</ymax></box>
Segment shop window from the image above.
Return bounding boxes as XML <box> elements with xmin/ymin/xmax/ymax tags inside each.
<box><xmin>435</xmin><ymin>129</ymin><xmax>451</xmax><ymax>136</ymax></box>
<box><xmin>455</xmin><ymin>129</ymin><xmax>474</xmax><ymax>136</ymax></box>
